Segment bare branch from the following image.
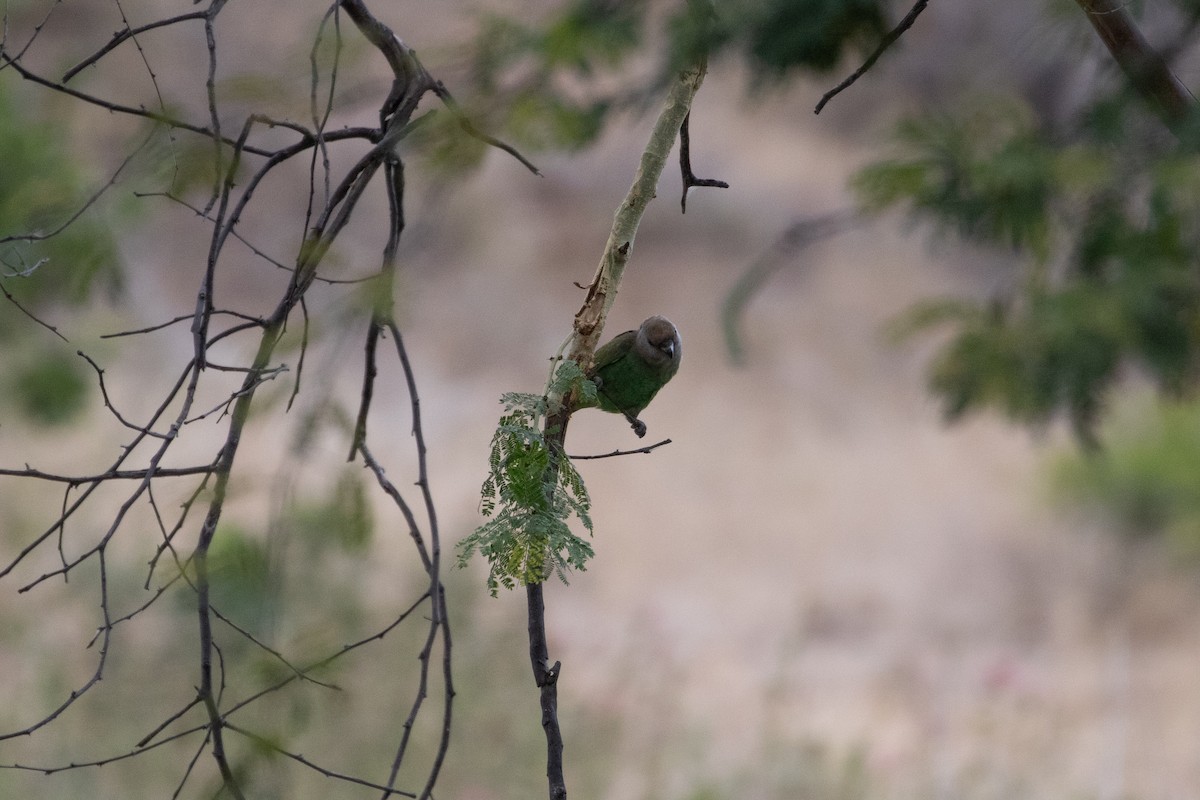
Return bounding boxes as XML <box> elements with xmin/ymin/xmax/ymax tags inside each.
<box><xmin>568</xmin><ymin>438</ymin><xmax>673</xmax><ymax>460</ymax></box>
<box><xmin>0</xmin><ymin>464</ymin><xmax>212</xmax><ymax>482</ymax></box>
<box><xmin>0</xmin><ymin>52</ymin><xmax>278</xmax><ymax>157</ymax></box>
<box><xmin>0</xmin><ymin>127</ymin><xmax>154</xmax><ymax>247</ymax></box>
<box><xmin>61</xmin><ymin>10</ymin><xmax>207</xmax><ymax>82</ymax></box>
<box><xmin>224</xmin><ymin>723</ymin><xmax>418</xmax><ymax>797</ymax></box>
<box><xmin>0</xmin><ymin>3</ymin><xmax>492</xmax><ymax>795</ymax></box>
<box><xmin>814</xmin><ymin>0</ymin><xmax>930</xmax><ymax>114</ymax></box>
<box><xmin>1074</xmin><ymin>0</ymin><xmax>1195</xmax><ymax>131</ymax></box>
<box><xmin>679</xmin><ymin>111</ymin><xmax>728</xmax><ymax>213</ymax></box>
<box><xmin>0</xmin><ymin>278</ymin><xmax>67</xmax><ymax>340</ymax></box>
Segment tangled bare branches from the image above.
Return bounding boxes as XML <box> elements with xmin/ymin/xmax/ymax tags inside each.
<box><xmin>0</xmin><ymin>1</ymin><xmax>532</xmax><ymax>797</ymax></box>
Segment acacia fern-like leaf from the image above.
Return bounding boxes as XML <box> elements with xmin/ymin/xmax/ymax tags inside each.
<box><xmin>457</xmin><ymin>391</ymin><xmax>595</xmax><ymax>595</ymax></box>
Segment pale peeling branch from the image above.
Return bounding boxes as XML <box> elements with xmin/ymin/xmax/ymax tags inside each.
<box><xmin>568</xmin><ymin>62</ymin><xmax>708</xmax><ymax>370</ymax></box>
<box><xmin>528</xmin><ymin>59</ymin><xmax>709</xmax><ymax>800</ymax></box>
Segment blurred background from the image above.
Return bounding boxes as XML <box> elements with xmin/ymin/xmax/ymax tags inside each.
<box><xmin>4</xmin><ymin>1</ymin><xmax>1200</xmax><ymax>798</ymax></box>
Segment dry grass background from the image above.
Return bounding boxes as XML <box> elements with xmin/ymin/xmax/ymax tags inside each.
<box><xmin>6</xmin><ymin>2</ymin><xmax>1200</xmax><ymax>799</ymax></box>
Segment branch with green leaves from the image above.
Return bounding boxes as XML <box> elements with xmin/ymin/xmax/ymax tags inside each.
<box><xmin>457</xmin><ymin>364</ymin><xmax>598</xmax><ymax>595</ymax></box>
<box><xmin>459</xmin><ymin>55</ymin><xmax>710</xmax><ymax>800</ymax></box>
<box><xmin>459</xmin><ymin>62</ymin><xmax>706</xmax><ymax>591</ymax></box>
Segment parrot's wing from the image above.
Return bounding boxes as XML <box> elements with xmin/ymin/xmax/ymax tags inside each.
<box><xmin>589</xmin><ymin>330</ymin><xmax>636</xmax><ymax>374</ymax></box>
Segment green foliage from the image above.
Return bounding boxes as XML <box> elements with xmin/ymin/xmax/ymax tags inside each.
<box><xmin>139</xmin><ymin>126</ymin><xmax>230</xmax><ymax>199</ymax></box>
<box><xmin>459</xmin><ymin>0</ymin><xmax>891</xmax><ymax>155</ymax></box>
<box><xmin>668</xmin><ymin>0</ymin><xmax>888</xmax><ymax>76</ymax></box>
<box><xmin>555</xmin><ymin>356</ymin><xmax>599</xmax><ymax>408</ymax></box>
<box><xmin>469</xmin><ymin>0</ymin><xmax>642</xmax><ymax>87</ymax></box>
<box><xmin>0</xmin><ymin>78</ymin><xmax>123</xmax><ymax>317</ymax></box>
<box><xmin>858</xmin><ymin>92</ymin><xmax>1200</xmax><ymax>441</ymax></box>
<box><xmin>458</xmin><ymin>1</ymin><xmax>642</xmax><ymax>154</ymax></box>
<box><xmin>856</xmin><ymin>100</ymin><xmax>1056</xmax><ymax>259</ymax></box>
<box><xmin>288</xmin><ymin>469</ymin><xmax>374</xmax><ymax>553</ymax></box>
<box><xmin>199</xmin><ymin>526</ymin><xmax>276</xmax><ymax>634</ymax></box>
<box><xmin>539</xmin><ymin>0</ymin><xmax>645</xmax><ymax>72</ymax></box>
<box><xmin>1052</xmin><ymin>398</ymin><xmax>1200</xmax><ymax>557</ymax></box>
<box><xmin>458</xmin><ymin>388</ymin><xmax>594</xmax><ymax>595</ymax></box>
<box><xmin>6</xmin><ymin>348</ymin><xmax>90</xmax><ymax>426</ymax></box>
<box><xmin>507</xmin><ymin>92</ymin><xmax>609</xmax><ymax>152</ymax></box>
<box><xmin>744</xmin><ymin>0</ymin><xmax>887</xmax><ymax>74</ymax></box>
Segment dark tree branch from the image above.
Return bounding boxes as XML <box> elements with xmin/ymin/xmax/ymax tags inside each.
<box><xmin>814</xmin><ymin>0</ymin><xmax>930</xmax><ymax>114</ymax></box>
<box><xmin>0</xmin><ymin>278</ymin><xmax>67</xmax><ymax>341</ymax></box>
<box><xmin>0</xmin><ymin>464</ymin><xmax>213</xmax><ymax>482</ymax></box>
<box><xmin>527</xmin><ymin>582</ymin><xmax>566</xmax><ymax>800</ymax></box>
<box><xmin>679</xmin><ymin>111</ymin><xmax>728</xmax><ymax>213</ymax></box>
<box><xmin>0</xmin><ymin>128</ymin><xmax>153</xmax><ymax>246</ymax></box>
<box><xmin>61</xmin><ymin>11</ymin><xmax>208</xmax><ymax>82</ymax></box>
<box><xmin>1074</xmin><ymin>0</ymin><xmax>1195</xmax><ymax>131</ymax></box>
<box><xmin>0</xmin><ymin>550</ymin><xmax>116</xmax><ymax>743</ymax></box>
<box><xmin>285</xmin><ymin>295</ymin><xmax>310</xmax><ymax>411</ymax></box>
<box><xmin>224</xmin><ymin>723</ymin><xmax>418</xmax><ymax>797</ymax></box>
<box><xmin>568</xmin><ymin>438</ymin><xmax>672</xmax><ymax>459</ymax></box>
<box><xmin>0</xmin><ymin>0</ymin><xmax>61</xmax><ymax>65</ymax></box>
<box><xmin>78</xmin><ymin>350</ymin><xmax>176</xmax><ymax>437</ymax></box>
<box><xmin>0</xmin><ymin>51</ymin><xmax>279</xmax><ymax>157</ymax></box>
<box><xmin>1</xmin><ymin>597</ymin><xmax>430</xmax><ymax>774</ymax></box>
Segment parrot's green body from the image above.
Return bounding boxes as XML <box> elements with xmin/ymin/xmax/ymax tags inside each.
<box><xmin>578</xmin><ymin>315</ymin><xmax>681</xmax><ymax>436</ymax></box>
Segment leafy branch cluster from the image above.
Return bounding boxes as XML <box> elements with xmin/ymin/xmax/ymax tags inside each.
<box><xmin>459</xmin><ymin>362</ymin><xmax>598</xmax><ymax>595</ymax></box>
<box><xmin>857</xmin><ymin>65</ymin><xmax>1200</xmax><ymax>443</ymax></box>
<box><xmin>449</xmin><ymin>0</ymin><xmax>892</xmax><ymax>158</ymax></box>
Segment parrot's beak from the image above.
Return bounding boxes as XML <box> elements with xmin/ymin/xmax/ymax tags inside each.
<box><xmin>662</xmin><ymin>341</ymin><xmax>675</xmax><ymax>358</ymax></box>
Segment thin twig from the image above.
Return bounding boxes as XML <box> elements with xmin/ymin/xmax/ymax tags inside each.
<box><xmin>679</xmin><ymin>111</ymin><xmax>728</xmax><ymax>213</ymax></box>
<box><xmin>61</xmin><ymin>10</ymin><xmax>207</xmax><ymax>82</ymax></box>
<box><xmin>0</xmin><ymin>278</ymin><xmax>67</xmax><ymax>340</ymax></box>
<box><xmin>0</xmin><ymin>4</ymin><xmax>489</xmax><ymax>796</ymax></box>
<box><xmin>814</xmin><ymin>0</ymin><xmax>930</xmax><ymax>114</ymax></box>
<box><xmin>568</xmin><ymin>438</ymin><xmax>672</xmax><ymax>459</ymax></box>
<box><xmin>0</xmin><ymin>127</ymin><xmax>155</xmax><ymax>246</ymax></box>
<box><xmin>224</xmin><ymin>724</ymin><xmax>418</xmax><ymax>797</ymax></box>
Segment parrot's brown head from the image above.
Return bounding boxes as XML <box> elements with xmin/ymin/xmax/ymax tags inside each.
<box><xmin>635</xmin><ymin>315</ymin><xmax>681</xmax><ymax>370</ymax></box>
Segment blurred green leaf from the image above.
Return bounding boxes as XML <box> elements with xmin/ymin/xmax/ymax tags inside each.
<box><xmin>855</xmin><ymin>99</ymin><xmax>1055</xmax><ymax>259</ymax></box>
<box><xmin>0</xmin><ymin>78</ymin><xmax>124</xmax><ymax>315</ymax></box>
<box><xmin>746</xmin><ymin>0</ymin><xmax>887</xmax><ymax>74</ymax></box>
<box><xmin>206</xmin><ymin>528</ymin><xmax>273</xmax><ymax>615</ymax></box>
<box><xmin>507</xmin><ymin>93</ymin><xmax>608</xmax><ymax>151</ymax></box>
<box><xmin>858</xmin><ymin>87</ymin><xmax>1200</xmax><ymax>442</ymax></box>
<box><xmin>541</xmin><ymin>0</ymin><xmax>644</xmax><ymax>72</ymax></box>
<box><xmin>1052</xmin><ymin>399</ymin><xmax>1200</xmax><ymax>557</ymax></box>
<box><xmin>290</xmin><ymin>469</ymin><xmax>374</xmax><ymax>553</ymax></box>
<box><xmin>7</xmin><ymin>350</ymin><xmax>89</xmax><ymax>426</ymax></box>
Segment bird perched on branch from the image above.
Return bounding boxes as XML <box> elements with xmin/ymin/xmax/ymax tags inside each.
<box><xmin>578</xmin><ymin>315</ymin><xmax>681</xmax><ymax>437</ymax></box>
